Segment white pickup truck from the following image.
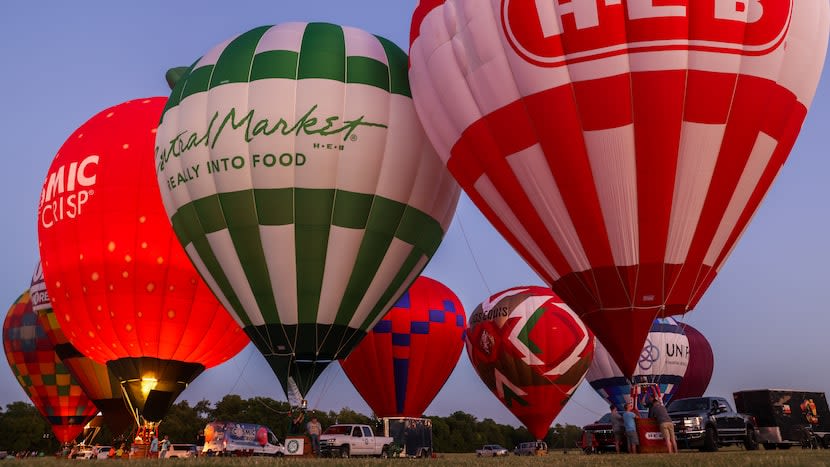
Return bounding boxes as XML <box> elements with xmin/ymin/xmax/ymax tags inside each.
<box><xmin>319</xmin><ymin>424</ymin><xmax>394</xmax><ymax>458</ymax></box>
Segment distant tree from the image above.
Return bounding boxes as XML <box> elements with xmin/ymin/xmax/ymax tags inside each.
<box><xmin>0</xmin><ymin>401</ymin><xmax>56</xmax><ymax>454</ymax></box>
<box><xmin>161</xmin><ymin>400</ymin><xmax>208</xmax><ymax>444</ymax></box>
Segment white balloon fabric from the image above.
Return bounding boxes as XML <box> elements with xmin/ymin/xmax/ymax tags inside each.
<box><xmin>586</xmin><ymin>318</ymin><xmax>689</xmax><ymax>410</ymax></box>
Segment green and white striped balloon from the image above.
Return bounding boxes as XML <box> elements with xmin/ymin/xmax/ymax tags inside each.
<box><xmin>154</xmin><ymin>22</ymin><xmax>460</xmax><ymax>401</ymax></box>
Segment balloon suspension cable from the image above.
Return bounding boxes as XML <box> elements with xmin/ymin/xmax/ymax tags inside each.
<box><xmin>309</xmin><ymin>360</ymin><xmax>340</xmax><ymax>411</ymax></box>
<box><xmin>457</xmin><ymin>202</ymin><xmax>492</xmax><ymax>296</ymax></box>
<box><xmin>119</xmin><ymin>381</ymin><xmax>142</xmax><ymax>429</ymax></box>
<box><xmin>227</xmin><ymin>345</ymin><xmax>256</xmax><ymax>396</ymax></box>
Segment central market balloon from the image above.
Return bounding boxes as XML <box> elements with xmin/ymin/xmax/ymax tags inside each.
<box><xmin>155</xmin><ymin>22</ymin><xmax>460</xmax><ymax>401</ymax></box>
<box><xmin>409</xmin><ymin>0</ymin><xmax>829</xmax><ymax>376</ymax></box>
<box><xmin>37</xmin><ymin>98</ymin><xmax>250</xmax><ymax>424</ymax></box>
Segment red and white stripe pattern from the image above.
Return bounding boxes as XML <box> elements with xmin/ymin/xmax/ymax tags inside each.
<box><xmin>410</xmin><ymin>0</ymin><xmax>829</xmax><ymax>374</ymax></box>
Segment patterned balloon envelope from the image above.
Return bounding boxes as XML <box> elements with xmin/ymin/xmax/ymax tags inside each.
<box><xmin>36</xmin><ymin>98</ymin><xmax>250</xmax><ymax>423</ymax></box>
<box><xmin>154</xmin><ymin>22</ymin><xmax>460</xmax><ymax>402</ymax></box>
<box><xmin>586</xmin><ymin>317</ymin><xmax>689</xmax><ymax>410</ymax></box>
<box><xmin>410</xmin><ymin>0</ymin><xmax>829</xmax><ymax>377</ymax></box>
<box><xmin>340</xmin><ymin>276</ymin><xmax>466</xmax><ymax>417</ymax></box>
<box><xmin>673</xmin><ymin>323</ymin><xmax>714</xmax><ymax>400</ymax></box>
<box><xmin>3</xmin><ymin>291</ymin><xmax>98</xmax><ymax>443</ymax></box>
<box><xmin>465</xmin><ymin>286</ymin><xmax>593</xmax><ymax>440</ymax></box>
<box><xmin>30</xmin><ymin>262</ymin><xmax>134</xmax><ymax>435</ymax></box>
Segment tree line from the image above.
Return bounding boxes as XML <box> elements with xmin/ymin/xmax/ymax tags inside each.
<box><xmin>0</xmin><ymin>395</ymin><xmax>585</xmax><ymax>454</ymax></box>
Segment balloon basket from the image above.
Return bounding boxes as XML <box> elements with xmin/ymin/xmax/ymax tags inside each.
<box><xmin>129</xmin><ymin>442</ymin><xmax>150</xmax><ymax>459</ymax></box>
<box><xmin>285</xmin><ymin>436</ymin><xmax>314</xmax><ymax>457</ymax></box>
<box><xmin>635</xmin><ymin>418</ymin><xmax>668</xmax><ymax>454</ymax></box>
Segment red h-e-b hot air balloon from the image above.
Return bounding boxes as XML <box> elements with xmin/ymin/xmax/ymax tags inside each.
<box><xmin>409</xmin><ymin>0</ymin><xmax>829</xmax><ymax>376</ymax></box>
<box><xmin>340</xmin><ymin>276</ymin><xmax>466</xmax><ymax>417</ymax></box>
<box><xmin>31</xmin><ymin>262</ymin><xmax>134</xmax><ymax>435</ymax></box>
<box><xmin>465</xmin><ymin>286</ymin><xmax>593</xmax><ymax>440</ymax></box>
<box><xmin>3</xmin><ymin>291</ymin><xmax>98</xmax><ymax>443</ymax></box>
<box><xmin>36</xmin><ymin>98</ymin><xmax>250</xmax><ymax>425</ymax></box>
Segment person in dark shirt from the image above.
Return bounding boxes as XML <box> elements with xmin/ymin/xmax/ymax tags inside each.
<box><xmin>648</xmin><ymin>397</ymin><xmax>677</xmax><ymax>453</ymax></box>
<box><xmin>610</xmin><ymin>405</ymin><xmax>625</xmax><ymax>453</ymax></box>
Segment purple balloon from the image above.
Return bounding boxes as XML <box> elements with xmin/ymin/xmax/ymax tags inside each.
<box><xmin>672</xmin><ymin>324</ymin><xmax>713</xmax><ymax>399</ymax></box>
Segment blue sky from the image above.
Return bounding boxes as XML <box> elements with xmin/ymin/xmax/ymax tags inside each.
<box><xmin>1</xmin><ymin>1</ymin><xmax>829</xmax><ymax>430</ymax></box>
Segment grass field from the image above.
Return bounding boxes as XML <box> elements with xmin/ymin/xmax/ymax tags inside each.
<box><xmin>7</xmin><ymin>447</ymin><xmax>830</xmax><ymax>466</ymax></box>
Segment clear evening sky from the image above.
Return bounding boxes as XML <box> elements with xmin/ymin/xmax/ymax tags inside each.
<box><xmin>1</xmin><ymin>2</ymin><xmax>829</xmax><ymax>429</ymax></box>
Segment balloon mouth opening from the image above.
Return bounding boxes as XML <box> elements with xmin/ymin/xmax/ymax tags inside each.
<box><xmin>107</xmin><ymin>357</ymin><xmax>204</xmax><ymax>423</ymax></box>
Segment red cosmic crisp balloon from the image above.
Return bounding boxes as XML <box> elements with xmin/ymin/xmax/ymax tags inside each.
<box><xmin>31</xmin><ymin>261</ymin><xmax>134</xmax><ymax>435</ymax></box>
<box><xmin>340</xmin><ymin>276</ymin><xmax>466</xmax><ymax>418</ymax></box>
<box><xmin>465</xmin><ymin>286</ymin><xmax>594</xmax><ymax>440</ymax></box>
<box><xmin>3</xmin><ymin>291</ymin><xmax>98</xmax><ymax>443</ymax></box>
<box><xmin>36</xmin><ymin>98</ymin><xmax>249</xmax><ymax>422</ymax></box>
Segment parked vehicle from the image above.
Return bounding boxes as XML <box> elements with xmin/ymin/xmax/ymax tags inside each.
<box><xmin>734</xmin><ymin>389</ymin><xmax>830</xmax><ymax>449</ymax></box>
<box><xmin>166</xmin><ymin>444</ymin><xmax>198</xmax><ymax>458</ymax></box>
<box><xmin>513</xmin><ymin>441</ymin><xmax>547</xmax><ymax>456</ymax></box>
<box><xmin>319</xmin><ymin>424</ymin><xmax>393</xmax><ymax>458</ymax></box>
<box><xmin>667</xmin><ymin>396</ymin><xmax>759</xmax><ymax>451</ymax></box>
<box><xmin>475</xmin><ymin>444</ymin><xmax>509</xmax><ymax>457</ymax></box>
<box><xmin>580</xmin><ymin>413</ymin><xmax>618</xmax><ymax>453</ymax></box>
<box><xmin>381</xmin><ymin>417</ymin><xmax>433</xmax><ymax>458</ymax></box>
<box><xmin>202</xmin><ymin>422</ymin><xmax>285</xmax><ymax>457</ymax></box>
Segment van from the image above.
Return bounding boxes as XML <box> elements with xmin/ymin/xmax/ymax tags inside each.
<box><xmin>203</xmin><ymin>422</ymin><xmax>285</xmax><ymax>457</ymax></box>
<box><xmin>514</xmin><ymin>441</ymin><xmax>548</xmax><ymax>456</ymax></box>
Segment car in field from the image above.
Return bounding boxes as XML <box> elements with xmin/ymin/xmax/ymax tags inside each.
<box><xmin>166</xmin><ymin>444</ymin><xmax>198</xmax><ymax>458</ymax></box>
<box><xmin>513</xmin><ymin>441</ymin><xmax>547</xmax><ymax>456</ymax></box>
<box><xmin>475</xmin><ymin>444</ymin><xmax>508</xmax><ymax>457</ymax></box>
<box><xmin>77</xmin><ymin>446</ymin><xmax>111</xmax><ymax>460</ymax></box>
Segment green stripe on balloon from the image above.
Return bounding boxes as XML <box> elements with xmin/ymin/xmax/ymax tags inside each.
<box><xmin>170</xmin><ymin>202</ymin><xmax>253</xmax><ymax>328</ymax></box>
<box><xmin>210</xmin><ymin>26</ymin><xmax>270</xmax><ymax>87</ymax></box>
<box><xmin>295</xmin><ymin>189</ymin><xmax>334</xmax><ymax>324</ymax></box>
<box><xmin>181</xmin><ymin>65</ymin><xmax>214</xmax><ymax>100</ymax></box>
<box><xmin>376</xmin><ymin>35</ymin><xmax>411</xmax><ymax>98</ymax></box>
<box><xmin>298</xmin><ymin>23</ymin><xmax>346</xmax><ymax>81</ymax></box>
<box><xmin>347</xmin><ymin>56</ymin><xmax>389</xmax><ymax>91</ymax></box>
<box><xmin>251</xmin><ymin>50</ymin><xmax>299</xmax><ymax>81</ymax></box>
<box><xmin>170</xmin><ymin>188</ymin><xmax>447</xmax><ymax>329</ymax></box>
<box><xmin>518</xmin><ymin>307</ymin><xmax>545</xmax><ymax>355</ymax></box>
<box><xmin>220</xmin><ymin>190</ymin><xmax>281</xmax><ymax>325</ymax></box>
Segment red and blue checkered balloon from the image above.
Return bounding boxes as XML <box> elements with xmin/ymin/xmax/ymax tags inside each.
<box><xmin>3</xmin><ymin>291</ymin><xmax>98</xmax><ymax>443</ymax></box>
<box><xmin>340</xmin><ymin>276</ymin><xmax>466</xmax><ymax>418</ymax></box>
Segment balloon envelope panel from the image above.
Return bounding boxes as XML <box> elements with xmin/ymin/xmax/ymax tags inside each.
<box><xmin>465</xmin><ymin>286</ymin><xmax>593</xmax><ymax>440</ymax></box>
<box><xmin>409</xmin><ymin>0</ymin><xmax>829</xmax><ymax>376</ymax></box>
<box><xmin>340</xmin><ymin>276</ymin><xmax>466</xmax><ymax>418</ymax></box>
<box><xmin>155</xmin><ymin>22</ymin><xmax>460</xmax><ymax>399</ymax></box>
<box><xmin>3</xmin><ymin>291</ymin><xmax>98</xmax><ymax>443</ymax></box>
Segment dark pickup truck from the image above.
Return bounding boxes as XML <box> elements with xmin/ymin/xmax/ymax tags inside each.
<box><xmin>667</xmin><ymin>396</ymin><xmax>759</xmax><ymax>451</ymax></box>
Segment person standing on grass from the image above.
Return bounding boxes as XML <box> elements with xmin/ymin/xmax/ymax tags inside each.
<box><xmin>160</xmin><ymin>435</ymin><xmax>170</xmax><ymax>459</ymax></box>
<box><xmin>623</xmin><ymin>401</ymin><xmax>640</xmax><ymax>454</ymax></box>
<box><xmin>648</xmin><ymin>396</ymin><xmax>677</xmax><ymax>453</ymax></box>
<box><xmin>149</xmin><ymin>434</ymin><xmax>159</xmax><ymax>458</ymax></box>
<box><xmin>306</xmin><ymin>416</ymin><xmax>323</xmax><ymax>456</ymax></box>
<box><xmin>610</xmin><ymin>404</ymin><xmax>626</xmax><ymax>453</ymax></box>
